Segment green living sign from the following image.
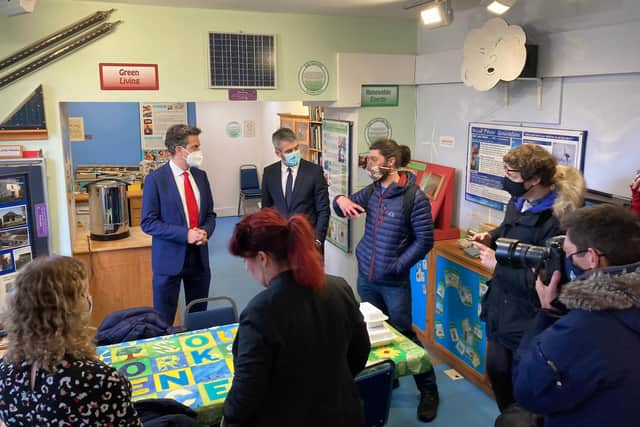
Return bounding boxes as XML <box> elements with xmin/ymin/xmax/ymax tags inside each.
<box><xmin>361</xmin><ymin>85</ymin><xmax>399</xmax><ymax>107</ymax></box>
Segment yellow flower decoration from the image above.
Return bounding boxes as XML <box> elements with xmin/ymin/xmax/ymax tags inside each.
<box><xmin>373</xmin><ymin>347</ymin><xmax>401</xmax><ymax>359</ymax></box>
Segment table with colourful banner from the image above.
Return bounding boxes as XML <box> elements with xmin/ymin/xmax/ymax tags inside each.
<box><xmin>97</xmin><ymin>322</ymin><xmax>432</xmax><ymax>426</ymax></box>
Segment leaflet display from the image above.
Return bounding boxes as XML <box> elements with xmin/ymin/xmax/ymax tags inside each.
<box><xmin>465</xmin><ymin>122</ymin><xmax>586</xmax><ymax>210</ymax></box>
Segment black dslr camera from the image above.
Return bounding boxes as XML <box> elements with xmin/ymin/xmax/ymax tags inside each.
<box><xmin>494</xmin><ymin>236</ymin><xmax>566</xmax><ymax>285</ymax></box>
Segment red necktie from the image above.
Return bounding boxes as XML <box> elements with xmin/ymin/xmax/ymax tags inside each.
<box><xmin>183</xmin><ymin>171</ymin><xmax>199</xmax><ymax>228</ymax></box>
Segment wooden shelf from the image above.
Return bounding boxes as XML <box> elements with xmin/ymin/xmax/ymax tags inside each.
<box><xmin>309</xmin><ymin>148</ymin><xmax>321</xmax><ymax>152</ymax></box>
<box><xmin>0</xmin><ymin>129</ymin><xmax>48</xmax><ymax>141</ymax></box>
<box><xmin>310</xmin><ymin>120</ymin><xmax>322</xmax><ymax>124</ymax></box>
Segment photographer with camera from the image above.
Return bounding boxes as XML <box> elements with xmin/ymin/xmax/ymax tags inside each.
<box><xmin>472</xmin><ymin>145</ymin><xmax>585</xmax><ymax>419</ymax></box>
<box><xmin>513</xmin><ymin>204</ymin><xmax>640</xmax><ymax>427</ymax></box>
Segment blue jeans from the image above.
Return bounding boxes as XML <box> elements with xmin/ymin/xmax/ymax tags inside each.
<box><xmin>357</xmin><ymin>274</ymin><xmax>438</xmax><ymax>393</ymax></box>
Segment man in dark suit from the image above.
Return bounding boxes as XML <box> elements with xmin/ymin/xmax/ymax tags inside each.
<box><xmin>141</xmin><ymin>124</ymin><xmax>216</xmax><ymax>325</ymax></box>
<box><xmin>261</xmin><ymin>128</ymin><xmax>330</xmax><ymax>248</ymax></box>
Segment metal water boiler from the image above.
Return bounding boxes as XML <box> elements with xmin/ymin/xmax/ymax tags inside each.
<box><xmin>88</xmin><ymin>180</ymin><xmax>130</xmax><ymax>241</ymax></box>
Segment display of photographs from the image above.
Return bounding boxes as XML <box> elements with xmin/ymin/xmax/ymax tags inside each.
<box><xmin>0</xmin><ymin>253</ymin><xmax>12</xmax><ymax>273</ymax></box>
<box><xmin>0</xmin><ymin>272</ymin><xmax>17</xmax><ymax>309</ymax></box>
<box><xmin>0</xmin><ymin>177</ymin><xmax>26</xmax><ymax>204</ymax></box>
<box><xmin>0</xmin><ymin>227</ymin><xmax>29</xmax><ymax>251</ymax></box>
<box><xmin>419</xmin><ymin>171</ymin><xmax>445</xmax><ymax>201</ymax></box>
<box><xmin>0</xmin><ymin>205</ymin><xmax>27</xmax><ymax>229</ymax></box>
<box><xmin>13</xmin><ymin>246</ymin><xmax>32</xmax><ymax>271</ymax></box>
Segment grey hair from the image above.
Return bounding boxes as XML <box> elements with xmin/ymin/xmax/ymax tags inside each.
<box><xmin>272</xmin><ymin>127</ymin><xmax>296</xmax><ymax>152</ymax></box>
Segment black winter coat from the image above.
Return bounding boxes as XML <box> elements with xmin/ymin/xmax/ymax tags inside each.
<box><xmin>223</xmin><ymin>272</ymin><xmax>371</xmax><ymax>427</ymax></box>
<box><xmin>480</xmin><ymin>193</ymin><xmax>561</xmax><ymax>351</ymax></box>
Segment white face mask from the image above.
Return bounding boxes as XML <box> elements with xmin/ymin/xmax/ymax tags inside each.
<box><xmin>186</xmin><ymin>150</ymin><xmax>204</xmax><ymax>168</ymax></box>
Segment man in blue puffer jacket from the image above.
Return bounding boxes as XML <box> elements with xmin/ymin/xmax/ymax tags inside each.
<box><xmin>513</xmin><ymin>204</ymin><xmax>640</xmax><ymax>427</ymax></box>
<box><xmin>334</xmin><ymin>138</ymin><xmax>439</xmax><ymax>423</ymax></box>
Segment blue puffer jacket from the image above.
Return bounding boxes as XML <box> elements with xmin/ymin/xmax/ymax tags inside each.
<box><xmin>333</xmin><ymin>172</ymin><xmax>434</xmax><ymax>284</ymax></box>
<box><xmin>513</xmin><ymin>261</ymin><xmax>640</xmax><ymax>427</ymax></box>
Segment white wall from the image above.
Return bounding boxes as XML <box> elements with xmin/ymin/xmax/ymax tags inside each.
<box><xmin>197</xmin><ymin>102</ymin><xmax>264</xmax><ymax>217</ymax></box>
<box><xmin>415</xmin><ymin>0</ymin><xmax>640</xmax><ymax>232</ymax></box>
<box><xmin>197</xmin><ymin>101</ymin><xmax>309</xmax><ymax>216</ymax></box>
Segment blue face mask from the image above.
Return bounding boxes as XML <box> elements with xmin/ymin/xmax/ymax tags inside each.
<box><xmin>283</xmin><ymin>150</ymin><xmax>301</xmax><ymax>167</ymax></box>
<box><xmin>564</xmin><ymin>256</ymin><xmax>587</xmax><ymax>281</ymax></box>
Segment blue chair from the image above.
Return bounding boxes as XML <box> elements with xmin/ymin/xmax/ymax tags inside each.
<box><xmin>238</xmin><ymin>164</ymin><xmax>262</xmax><ymax>216</ymax></box>
<box><xmin>182</xmin><ymin>296</ymin><xmax>238</xmax><ymax>331</ymax></box>
<box><xmin>356</xmin><ymin>359</ymin><xmax>395</xmax><ymax>427</ymax></box>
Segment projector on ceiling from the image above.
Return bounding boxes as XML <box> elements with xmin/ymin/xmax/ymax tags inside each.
<box><xmin>1</xmin><ymin>0</ymin><xmax>37</xmax><ymax>16</ymax></box>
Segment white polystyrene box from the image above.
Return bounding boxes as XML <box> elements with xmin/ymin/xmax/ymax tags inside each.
<box><xmin>368</xmin><ymin>325</ymin><xmax>395</xmax><ymax>348</ymax></box>
<box><xmin>359</xmin><ymin>301</ymin><xmax>388</xmax><ymax>324</ymax></box>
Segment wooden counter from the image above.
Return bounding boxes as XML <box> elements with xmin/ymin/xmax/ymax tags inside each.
<box><xmin>73</xmin><ymin>227</ymin><xmax>153</xmax><ymax>328</ymax></box>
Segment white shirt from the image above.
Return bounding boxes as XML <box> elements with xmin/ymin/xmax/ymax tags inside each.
<box><xmin>281</xmin><ymin>162</ymin><xmax>300</xmax><ymax>196</ymax></box>
<box><xmin>169</xmin><ymin>160</ymin><xmax>201</xmax><ymax>224</ymax></box>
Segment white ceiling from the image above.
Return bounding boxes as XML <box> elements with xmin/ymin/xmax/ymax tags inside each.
<box><xmin>82</xmin><ymin>0</ymin><xmax>480</xmax><ymax>18</ymax></box>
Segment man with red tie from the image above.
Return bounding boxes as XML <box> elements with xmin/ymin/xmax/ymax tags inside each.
<box><xmin>141</xmin><ymin>124</ymin><xmax>216</xmax><ymax>325</ymax></box>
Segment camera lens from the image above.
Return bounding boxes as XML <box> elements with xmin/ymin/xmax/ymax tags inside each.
<box><xmin>495</xmin><ymin>238</ymin><xmax>547</xmax><ymax>269</ymax></box>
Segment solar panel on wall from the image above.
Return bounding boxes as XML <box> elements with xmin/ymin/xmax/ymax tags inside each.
<box><xmin>209</xmin><ymin>33</ymin><xmax>276</xmax><ymax>89</ymax></box>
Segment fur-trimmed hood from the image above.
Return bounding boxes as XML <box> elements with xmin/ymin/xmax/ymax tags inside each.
<box><xmin>559</xmin><ymin>261</ymin><xmax>640</xmax><ymax>335</ymax></box>
<box><xmin>560</xmin><ymin>262</ymin><xmax>640</xmax><ymax>310</ymax></box>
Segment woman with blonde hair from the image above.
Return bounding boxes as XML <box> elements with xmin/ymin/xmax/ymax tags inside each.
<box><xmin>471</xmin><ymin>145</ymin><xmax>585</xmax><ymax>421</ymax></box>
<box><xmin>0</xmin><ymin>256</ymin><xmax>141</xmax><ymax>426</ymax></box>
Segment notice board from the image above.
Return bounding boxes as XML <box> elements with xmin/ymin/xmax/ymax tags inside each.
<box><xmin>465</xmin><ymin>122</ymin><xmax>587</xmax><ymax>210</ymax></box>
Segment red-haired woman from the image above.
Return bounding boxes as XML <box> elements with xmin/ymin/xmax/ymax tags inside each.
<box><xmin>221</xmin><ymin>208</ymin><xmax>370</xmax><ymax>427</ymax></box>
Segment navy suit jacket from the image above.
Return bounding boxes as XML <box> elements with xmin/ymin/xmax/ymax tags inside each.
<box><xmin>261</xmin><ymin>159</ymin><xmax>329</xmax><ymax>243</ymax></box>
<box><xmin>141</xmin><ymin>163</ymin><xmax>216</xmax><ymax>276</ymax></box>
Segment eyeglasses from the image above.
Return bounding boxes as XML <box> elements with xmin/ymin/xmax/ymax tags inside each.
<box><xmin>503</xmin><ymin>165</ymin><xmax>521</xmax><ymax>174</ymax></box>
<box><xmin>566</xmin><ymin>249</ymin><xmax>588</xmax><ymax>263</ymax></box>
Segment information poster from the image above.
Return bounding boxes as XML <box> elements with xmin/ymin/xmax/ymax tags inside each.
<box><xmin>466</xmin><ymin>122</ymin><xmax>587</xmax><ymax>210</ymax></box>
<box><xmin>322</xmin><ymin>119</ymin><xmax>352</xmax><ymax>252</ymax></box>
<box><xmin>433</xmin><ymin>255</ymin><xmax>488</xmax><ymax>375</ymax></box>
<box><xmin>140</xmin><ymin>102</ymin><xmax>188</xmax><ymax>163</ymax></box>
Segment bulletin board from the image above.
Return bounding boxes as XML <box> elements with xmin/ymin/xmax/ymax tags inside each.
<box><xmin>466</xmin><ymin>122</ymin><xmax>587</xmax><ymax>210</ymax></box>
<box><xmin>432</xmin><ymin>255</ymin><xmax>488</xmax><ymax>376</ymax></box>
<box><xmin>140</xmin><ymin>102</ymin><xmax>188</xmax><ymax>165</ymax></box>
<box><xmin>322</xmin><ymin>119</ymin><xmax>353</xmax><ymax>253</ymax></box>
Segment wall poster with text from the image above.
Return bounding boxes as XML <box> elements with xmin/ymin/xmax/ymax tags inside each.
<box><xmin>466</xmin><ymin>122</ymin><xmax>587</xmax><ymax>210</ymax></box>
<box><xmin>140</xmin><ymin>102</ymin><xmax>188</xmax><ymax>166</ymax></box>
<box><xmin>322</xmin><ymin>119</ymin><xmax>353</xmax><ymax>253</ymax></box>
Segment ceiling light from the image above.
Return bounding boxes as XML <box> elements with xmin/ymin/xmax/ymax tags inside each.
<box><xmin>485</xmin><ymin>0</ymin><xmax>516</xmax><ymax>15</ymax></box>
<box><xmin>405</xmin><ymin>0</ymin><xmax>452</xmax><ymax>28</ymax></box>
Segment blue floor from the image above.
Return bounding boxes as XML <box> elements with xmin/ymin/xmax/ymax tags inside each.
<box><xmin>188</xmin><ymin>216</ymin><xmax>499</xmax><ymax>427</ymax></box>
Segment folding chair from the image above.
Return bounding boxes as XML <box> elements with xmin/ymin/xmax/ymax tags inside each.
<box><xmin>182</xmin><ymin>296</ymin><xmax>238</xmax><ymax>331</ymax></box>
<box><xmin>238</xmin><ymin>164</ymin><xmax>261</xmax><ymax>216</ymax></box>
<box><xmin>355</xmin><ymin>359</ymin><xmax>396</xmax><ymax>427</ymax></box>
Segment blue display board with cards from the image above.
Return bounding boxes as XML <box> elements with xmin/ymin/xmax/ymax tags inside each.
<box><xmin>410</xmin><ymin>256</ymin><xmax>429</xmax><ymax>333</ymax></box>
<box><xmin>425</xmin><ymin>240</ymin><xmax>493</xmax><ymax>395</ymax></box>
<box><xmin>465</xmin><ymin>122</ymin><xmax>587</xmax><ymax>210</ymax></box>
<box><xmin>433</xmin><ymin>255</ymin><xmax>488</xmax><ymax>375</ymax></box>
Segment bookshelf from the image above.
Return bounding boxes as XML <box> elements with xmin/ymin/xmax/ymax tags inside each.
<box><xmin>278</xmin><ymin>106</ymin><xmax>324</xmax><ymax>167</ymax></box>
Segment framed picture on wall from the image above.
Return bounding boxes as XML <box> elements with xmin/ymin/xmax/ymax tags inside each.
<box><xmin>419</xmin><ymin>171</ymin><xmax>445</xmax><ymax>201</ymax></box>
